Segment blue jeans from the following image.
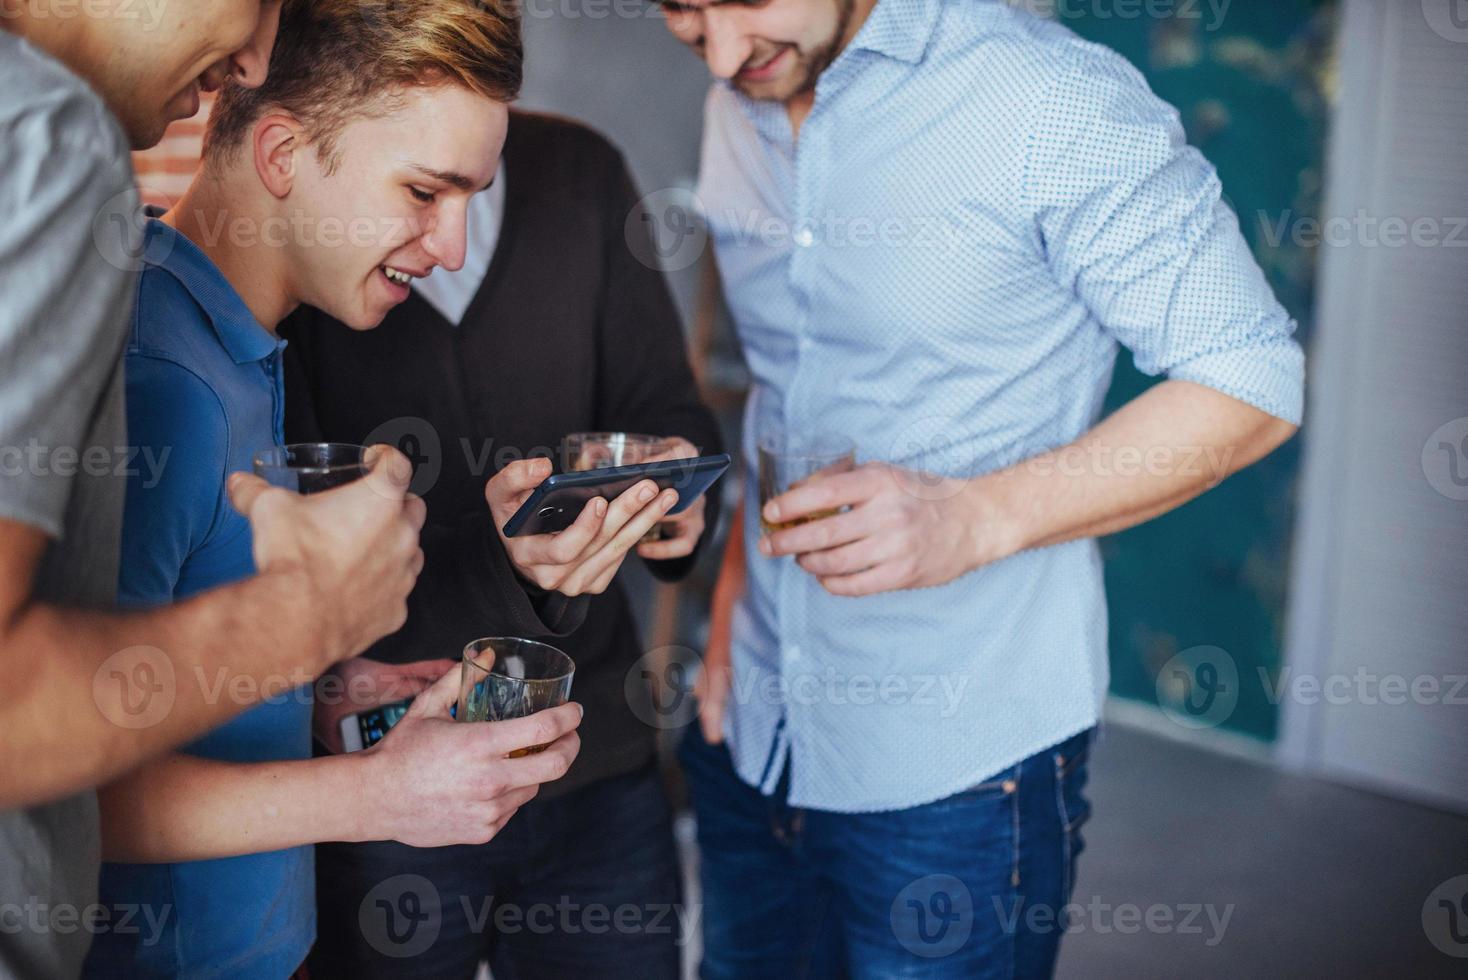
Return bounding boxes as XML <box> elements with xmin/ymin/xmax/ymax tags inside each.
<box><xmin>308</xmin><ymin>764</ymin><xmax>682</xmax><ymax>980</ymax></box>
<box><xmin>679</xmin><ymin>725</ymin><xmax>1095</xmax><ymax>979</ymax></box>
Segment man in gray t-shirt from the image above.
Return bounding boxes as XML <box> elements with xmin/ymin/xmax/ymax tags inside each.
<box><xmin>0</xmin><ymin>29</ymin><xmax>137</xmax><ymax>980</ymax></box>
<box><xmin>2</xmin><ymin>5</ymin><xmax>435</xmax><ymax>976</ymax></box>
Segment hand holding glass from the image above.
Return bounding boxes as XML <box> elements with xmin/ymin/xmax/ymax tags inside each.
<box><xmin>757</xmin><ymin>432</ymin><xmax>856</xmax><ymax>535</ymax></box>
<box><xmin>459</xmin><ymin>637</ymin><xmax>575</xmax><ymax>757</ymax></box>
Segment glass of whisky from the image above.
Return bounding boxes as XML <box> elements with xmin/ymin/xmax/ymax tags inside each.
<box><xmin>459</xmin><ymin>637</ymin><xmax>575</xmax><ymax>757</ymax></box>
<box><xmin>757</xmin><ymin>432</ymin><xmax>856</xmax><ymax>535</ymax></box>
<box><xmin>252</xmin><ymin>443</ymin><xmax>369</xmax><ymax>494</ymax></box>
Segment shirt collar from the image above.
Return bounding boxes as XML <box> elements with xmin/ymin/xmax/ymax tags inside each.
<box><xmin>846</xmin><ymin>0</ymin><xmax>943</xmax><ymax>66</ymax></box>
<box><xmin>142</xmin><ymin>214</ymin><xmax>282</xmax><ymax>365</ymax></box>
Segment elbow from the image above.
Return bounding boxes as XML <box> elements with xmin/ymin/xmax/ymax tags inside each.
<box><xmin>1257</xmin><ymin>414</ymin><xmax>1299</xmax><ymax>455</ymax></box>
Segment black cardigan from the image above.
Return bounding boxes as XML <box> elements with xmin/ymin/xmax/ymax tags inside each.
<box><xmin>280</xmin><ymin>110</ymin><xmax>723</xmax><ymax>795</ymax></box>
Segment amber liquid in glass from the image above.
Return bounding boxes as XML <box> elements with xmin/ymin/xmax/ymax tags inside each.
<box><xmin>508</xmin><ymin>745</ymin><xmax>548</xmax><ymax>759</ymax></box>
<box><xmin>760</xmin><ymin>508</ymin><xmax>840</xmax><ymax>534</ymax></box>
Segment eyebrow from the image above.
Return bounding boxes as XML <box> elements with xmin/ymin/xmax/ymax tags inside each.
<box><xmin>406</xmin><ymin>162</ymin><xmax>495</xmax><ymax>193</ymax></box>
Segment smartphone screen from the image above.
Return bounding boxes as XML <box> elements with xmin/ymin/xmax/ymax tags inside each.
<box><xmin>348</xmin><ymin>697</ymin><xmax>413</xmax><ymax>750</ymax></box>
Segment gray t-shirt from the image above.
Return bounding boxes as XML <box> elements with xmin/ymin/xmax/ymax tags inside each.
<box><xmin>0</xmin><ymin>31</ymin><xmax>138</xmax><ymax>980</ymax></box>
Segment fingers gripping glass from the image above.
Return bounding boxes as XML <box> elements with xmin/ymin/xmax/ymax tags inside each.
<box><xmin>253</xmin><ymin>443</ymin><xmax>369</xmax><ymax>494</ymax></box>
<box><xmin>459</xmin><ymin>637</ymin><xmax>575</xmax><ymax>757</ymax></box>
<box><xmin>757</xmin><ymin>432</ymin><xmax>856</xmax><ymax>534</ymax></box>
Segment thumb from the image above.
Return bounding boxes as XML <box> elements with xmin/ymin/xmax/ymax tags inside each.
<box><xmin>406</xmin><ymin>660</ymin><xmax>465</xmax><ymax>720</ymax></box>
<box><xmin>360</xmin><ymin>444</ymin><xmax>412</xmax><ymax>500</ymax></box>
<box><xmin>487</xmin><ymin>457</ymin><xmax>553</xmax><ymax>507</ymax></box>
<box><xmin>228</xmin><ymin>471</ymin><xmax>276</xmax><ymax>520</ymax></box>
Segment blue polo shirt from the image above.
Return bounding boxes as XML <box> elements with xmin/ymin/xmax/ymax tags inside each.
<box><xmin>84</xmin><ymin>219</ymin><xmax>314</xmax><ymax>979</ymax></box>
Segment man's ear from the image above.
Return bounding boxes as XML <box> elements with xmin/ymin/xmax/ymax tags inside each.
<box><xmin>253</xmin><ymin>114</ymin><xmax>306</xmax><ymax>200</ymax></box>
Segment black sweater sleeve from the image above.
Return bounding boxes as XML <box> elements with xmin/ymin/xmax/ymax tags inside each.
<box><xmin>592</xmin><ymin>150</ymin><xmax>725</xmax><ymax>583</ymax></box>
<box><xmin>281</xmin><ymin>317</ymin><xmax>589</xmax><ymax>664</ymax></box>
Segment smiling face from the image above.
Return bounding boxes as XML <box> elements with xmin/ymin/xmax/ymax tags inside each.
<box><xmin>662</xmin><ymin>0</ymin><xmax>854</xmax><ymax>102</ymax></box>
<box><xmin>279</xmin><ymin>82</ymin><xmax>508</xmax><ymax>330</ymax></box>
<box><xmin>104</xmin><ymin>0</ymin><xmax>283</xmax><ymax>148</ymax></box>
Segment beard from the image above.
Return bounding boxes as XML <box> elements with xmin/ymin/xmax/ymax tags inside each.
<box><xmin>733</xmin><ymin>0</ymin><xmax>856</xmax><ymax>101</ymax></box>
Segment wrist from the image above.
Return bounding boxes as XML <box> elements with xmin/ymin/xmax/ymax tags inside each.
<box><xmin>253</xmin><ymin>565</ymin><xmax>342</xmax><ymax>673</ymax></box>
<box><xmin>345</xmin><ymin>747</ymin><xmax>392</xmax><ymax>843</ymax></box>
<box><xmin>960</xmin><ymin>471</ymin><xmax>1027</xmax><ymax>569</ymax></box>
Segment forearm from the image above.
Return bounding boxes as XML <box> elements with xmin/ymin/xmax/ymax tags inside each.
<box><xmin>979</xmin><ymin>380</ymin><xmax>1298</xmax><ymax>559</ymax></box>
<box><xmin>1</xmin><ymin>568</ymin><xmax>331</xmax><ymax>809</ymax></box>
<box><xmin>98</xmin><ymin>749</ymin><xmax>369</xmax><ymax>862</ymax></box>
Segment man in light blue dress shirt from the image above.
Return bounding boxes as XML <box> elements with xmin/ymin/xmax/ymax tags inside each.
<box><xmin>663</xmin><ymin>0</ymin><xmax>1303</xmax><ymax>975</ymax></box>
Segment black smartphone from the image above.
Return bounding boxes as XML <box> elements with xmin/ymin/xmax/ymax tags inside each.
<box><xmin>502</xmin><ymin>453</ymin><xmax>731</xmax><ymax>538</ymax></box>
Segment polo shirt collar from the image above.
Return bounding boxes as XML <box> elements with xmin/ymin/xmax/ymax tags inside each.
<box><xmin>143</xmin><ymin>215</ymin><xmax>281</xmax><ymax>365</ymax></box>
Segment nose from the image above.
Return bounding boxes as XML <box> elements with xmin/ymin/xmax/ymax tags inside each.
<box><xmin>702</xmin><ymin>11</ymin><xmax>752</xmax><ymax>80</ymax></box>
<box><xmin>421</xmin><ymin>205</ymin><xmax>468</xmax><ymax>273</ymax></box>
<box><xmin>230</xmin><ymin>0</ymin><xmax>282</xmax><ymax>89</ymax></box>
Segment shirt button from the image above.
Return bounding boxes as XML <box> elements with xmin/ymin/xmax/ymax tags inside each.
<box><xmin>794</xmin><ymin>227</ymin><xmax>814</xmax><ymax>248</ymax></box>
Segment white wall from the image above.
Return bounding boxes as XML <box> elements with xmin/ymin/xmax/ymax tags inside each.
<box><xmin>1280</xmin><ymin>0</ymin><xmax>1468</xmax><ymax>814</ymax></box>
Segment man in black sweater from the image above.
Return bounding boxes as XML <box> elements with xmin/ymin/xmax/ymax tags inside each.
<box><xmin>281</xmin><ymin>111</ymin><xmax>722</xmax><ymax>979</ymax></box>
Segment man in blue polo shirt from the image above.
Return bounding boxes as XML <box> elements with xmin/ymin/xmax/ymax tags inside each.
<box><xmin>84</xmin><ymin>2</ymin><xmax>679</xmax><ymax>975</ymax></box>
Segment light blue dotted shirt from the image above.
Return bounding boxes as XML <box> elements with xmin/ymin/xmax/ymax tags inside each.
<box><xmin>698</xmin><ymin>0</ymin><xmax>1305</xmax><ymax>812</ymax></box>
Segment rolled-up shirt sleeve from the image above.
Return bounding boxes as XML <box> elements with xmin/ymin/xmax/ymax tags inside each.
<box><xmin>1025</xmin><ymin>48</ymin><xmax>1305</xmax><ymax>425</ymax></box>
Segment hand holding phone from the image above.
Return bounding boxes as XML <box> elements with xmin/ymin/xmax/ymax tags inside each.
<box><xmin>485</xmin><ymin>458</ymin><xmax>686</xmax><ymax>597</ymax></box>
<box><xmin>501</xmin><ymin>452</ymin><xmax>729</xmax><ymax>538</ymax></box>
<box><xmin>631</xmin><ymin>436</ymin><xmax>711</xmax><ymax>562</ymax></box>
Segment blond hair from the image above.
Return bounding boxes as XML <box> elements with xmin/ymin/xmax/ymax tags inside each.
<box><xmin>204</xmin><ymin>0</ymin><xmax>521</xmax><ymax>174</ymax></box>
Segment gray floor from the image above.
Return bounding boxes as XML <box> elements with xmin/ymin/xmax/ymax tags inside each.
<box><xmin>671</xmin><ymin>723</ymin><xmax>1468</xmax><ymax>979</ymax></box>
<box><xmin>1054</xmin><ymin>725</ymin><xmax>1468</xmax><ymax>979</ymax></box>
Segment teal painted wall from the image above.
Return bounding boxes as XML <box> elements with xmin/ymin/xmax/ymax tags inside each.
<box><xmin>1056</xmin><ymin>1</ymin><xmax>1337</xmax><ymax>740</ymax></box>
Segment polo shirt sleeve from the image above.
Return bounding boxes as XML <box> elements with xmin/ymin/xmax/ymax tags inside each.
<box><xmin>118</xmin><ymin>350</ymin><xmax>230</xmax><ymax>608</ymax></box>
<box><xmin>0</xmin><ymin>90</ymin><xmax>137</xmax><ymax>538</ymax></box>
<box><xmin>1023</xmin><ymin>48</ymin><xmax>1305</xmax><ymax>426</ymax></box>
